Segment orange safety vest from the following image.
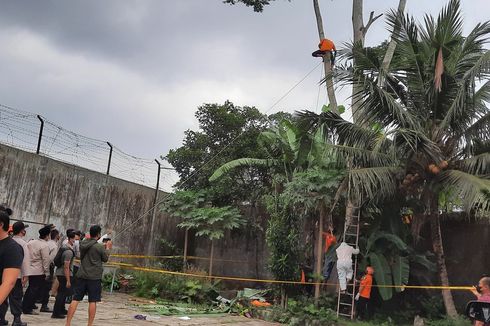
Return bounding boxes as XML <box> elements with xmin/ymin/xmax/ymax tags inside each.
<box><xmin>359</xmin><ymin>274</ymin><xmax>373</xmax><ymax>299</ymax></box>
<box><xmin>322</xmin><ymin>232</ymin><xmax>337</xmax><ymax>253</ymax></box>
<box><xmin>318</xmin><ymin>38</ymin><xmax>336</xmax><ymax>52</ymax></box>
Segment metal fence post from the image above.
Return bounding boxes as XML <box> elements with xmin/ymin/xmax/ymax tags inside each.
<box><xmin>148</xmin><ymin>159</ymin><xmax>161</xmax><ymax>256</ymax></box>
<box><xmin>106</xmin><ymin>142</ymin><xmax>113</xmax><ymax>175</ymax></box>
<box><xmin>36</xmin><ymin>115</ymin><xmax>44</xmax><ymax>154</ymax></box>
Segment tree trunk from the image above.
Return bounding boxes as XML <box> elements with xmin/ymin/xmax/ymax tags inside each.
<box><xmin>209</xmin><ymin>239</ymin><xmax>215</xmax><ymax>277</ymax></box>
<box><xmin>351</xmin><ymin>0</ymin><xmax>365</xmax><ymax>123</ymax></box>
<box><xmin>314</xmin><ymin>202</ymin><xmax>327</xmax><ymax>304</ymax></box>
<box><xmin>351</xmin><ymin>0</ymin><xmax>382</xmax><ymax>123</ymax></box>
<box><xmin>378</xmin><ymin>0</ymin><xmax>407</xmax><ymax>86</ymax></box>
<box><xmin>183</xmin><ymin>228</ymin><xmax>189</xmax><ymax>271</ymax></box>
<box><xmin>429</xmin><ymin>195</ymin><xmax>458</xmax><ymax>318</ymax></box>
<box><xmin>312</xmin><ymin>0</ymin><xmax>338</xmax><ymax>114</ymax></box>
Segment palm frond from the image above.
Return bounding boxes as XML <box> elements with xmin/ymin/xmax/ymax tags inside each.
<box><xmin>357</xmin><ymin>74</ymin><xmax>419</xmax><ymax>130</ymax></box>
<box><xmin>438</xmin><ymin>170</ymin><xmax>490</xmax><ymax>212</ymax></box>
<box><xmin>463</xmin><ymin>109</ymin><xmax>490</xmax><ymax>141</ymax></box>
<box><xmin>458</xmin><ymin>153</ymin><xmax>490</xmax><ymax>175</ymax></box>
<box><xmin>349</xmin><ymin>166</ymin><xmax>404</xmax><ymax>202</ymax></box>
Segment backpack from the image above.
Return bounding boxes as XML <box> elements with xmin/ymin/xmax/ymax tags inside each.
<box><xmin>53</xmin><ymin>246</ymin><xmax>75</xmax><ymax>268</ymax></box>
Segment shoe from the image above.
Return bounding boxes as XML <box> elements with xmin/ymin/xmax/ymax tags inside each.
<box><xmin>12</xmin><ymin>317</ymin><xmax>27</xmax><ymax>326</ymax></box>
<box><xmin>30</xmin><ymin>305</ymin><xmax>38</xmax><ymax>310</ymax></box>
<box><xmin>51</xmin><ymin>314</ymin><xmax>66</xmax><ymax>319</ymax></box>
<box><xmin>22</xmin><ymin>310</ymin><xmax>38</xmax><ymax>315</ymax></box>
<box><xmin>40</xmin><ymin>306</ymin><xmax>53</xmax><ymax>313</ymax></box>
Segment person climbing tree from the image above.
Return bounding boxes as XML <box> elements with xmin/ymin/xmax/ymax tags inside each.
<box><xmin>312</xmin><ymin>38</ymin><xmax>336</xmax><ymax>66</ymax></box>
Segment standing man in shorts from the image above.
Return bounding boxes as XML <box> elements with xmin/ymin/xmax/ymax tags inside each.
<box><xmin>65</xmin><ymin>225</ymin><xmax>111</xmax><ymax>326</ymax></box>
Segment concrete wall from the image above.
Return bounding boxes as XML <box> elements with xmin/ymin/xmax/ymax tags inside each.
<box><xmin>0</xmin><ymin>143</ymin><xmax>269</xmax><ymax>280</ymax></box>
<box><xmin>0</xmin><ymin>143</ymin><xmax>182</xmax><ymax>254</ymax></box>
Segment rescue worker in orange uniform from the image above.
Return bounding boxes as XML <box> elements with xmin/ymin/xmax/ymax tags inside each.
<box><xmin>355</xmin><ymin>266</ymin><xmax>374</xmax><ymax>320</ymax></box>
<box><xmin>322</xmin><ymin>227</ymin><xmax>337</xmax><ymax>281</ymax></box>
<box><xmin>312</xmin><ymin>38</ymin><xmax>337</xmax><ymax>66</ymax></box>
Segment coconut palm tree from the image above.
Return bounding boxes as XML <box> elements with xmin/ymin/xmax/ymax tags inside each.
<box><xmin>297</xmin><ymin>0</ymin><xmax>490</xmax><ymax>317</ymax></box>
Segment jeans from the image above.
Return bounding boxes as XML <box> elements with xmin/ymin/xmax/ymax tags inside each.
<box><xmin>322</xmin><ymin>255</ymin><xmax>335</xmax><ymax>280</ymax></box>
<box><xmin>0</xmin><ymin>279</ymin><xmax>23</xmax><ymax>320</ymax></box>
<box><xmin>337</xmin><ymin>260</ymin><xmax>353</xmax><ymax>291</ymax></box>
<box><xmin>22</xmin><ymin>275</ymin><xmax>45</xmax><ymax>312</ymax></box>
<box><xmin>53</xmin><ymin>276</ymin><xmax>72</xmax><ymax>316</ymax></box>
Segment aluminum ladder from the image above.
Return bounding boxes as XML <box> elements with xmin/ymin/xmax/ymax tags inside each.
<box><xmin>336</xmin><ymin>205</ymin><xmax>361</xmax><ymax>319</ymax></box>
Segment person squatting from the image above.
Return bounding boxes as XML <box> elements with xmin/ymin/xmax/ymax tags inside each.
<box><xmin>0</xmin><ymin>204</ymin><xmax>112</xmax><ymax>326</ymax></box>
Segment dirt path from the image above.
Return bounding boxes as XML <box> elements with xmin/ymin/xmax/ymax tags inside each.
<box><xmin>18</xmin><ymin>292</ymin><xmax>279</xmax><ymax>326</ymax></box>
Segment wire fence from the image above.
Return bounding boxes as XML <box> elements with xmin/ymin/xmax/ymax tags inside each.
<box><xmin>0</xmin><ymin>103</ymin><xmax>177</xmax><ymax>191</ymax></box>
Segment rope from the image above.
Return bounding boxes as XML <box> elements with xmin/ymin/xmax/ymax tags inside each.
<box><xmin>104</xmin><ymin>260</ymin><xmax>474</xmax><ymax>291</ymax></box>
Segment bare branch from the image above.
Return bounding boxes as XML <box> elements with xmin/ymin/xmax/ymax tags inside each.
<box><xmin>363</xmin><ymin>11</ymin><xmax>383</xmax><ymax>34</ymax></box>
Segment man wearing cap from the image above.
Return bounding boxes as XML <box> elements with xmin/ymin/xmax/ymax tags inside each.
<box><xmin>0</xmin><ymin>222</ymin><xmax>29</xmax><ymax>326</ymax></box>
<box><xmin>22</xmin><ymin>226</ymin><xmax>51</xmax><ymax>315</ymax></box>
<box><xmin>0</xmin><ymin>209</ymin><xmax>24</xmax><ymax>326</ymax></box>
<box><xmin>37</xmin><ymin>229</ymin><xmax>59</xmax><ymax>312</ymax></box>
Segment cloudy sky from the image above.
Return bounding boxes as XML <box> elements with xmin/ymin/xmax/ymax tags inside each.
<box><xmin>0</xmin><ymin>0</ymin><xmax>488</xmax><ymax>168</ymax></box>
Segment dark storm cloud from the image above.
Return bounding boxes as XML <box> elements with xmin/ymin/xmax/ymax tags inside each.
<box><xmin>0</xmin><ymin>0</ymin><xmax>487</xmax><ymax>166</ymax></box>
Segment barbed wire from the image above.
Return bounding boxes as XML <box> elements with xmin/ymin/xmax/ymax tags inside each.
<box><xmin>0</xmin><ymin>103</ymin><xmax>176</xmax><ymax>191</ymax></box>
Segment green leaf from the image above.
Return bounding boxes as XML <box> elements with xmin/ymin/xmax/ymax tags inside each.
<box><xmin>392</xmin><ymin>256</ymin><xmax>410</xmax><ymax>293</ymax></box>
<box><xmin>338</xmin><ymin>105</ymin><xmax>346</xmax><ymax>114</ymax></box>
<box><xmin>366</xmin><ymin>231</ymin><xmax>409</xmax><ymax>254</ymax></box>
<box><xmin>368</xmin><ymin>252</ymin><xmax>393</xmax><ymax>301</ymax></box>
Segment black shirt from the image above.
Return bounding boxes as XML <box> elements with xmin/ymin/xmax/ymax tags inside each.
<box><xmin>0</xmin><ymin>236</ymin><xmax>24</xmax><ymax>285</ymax></box>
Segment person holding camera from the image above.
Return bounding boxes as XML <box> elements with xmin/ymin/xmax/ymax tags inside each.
<box><xmin>65</xmin><ymin>225</ymin><xmax>111</xmax><ymax>326</ymax></box>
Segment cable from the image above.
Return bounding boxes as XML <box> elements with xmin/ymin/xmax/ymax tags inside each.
<box><xmin>113</xmin><ymin>62</ymin><xmax>323</xmax><ymax>239</ymax></box>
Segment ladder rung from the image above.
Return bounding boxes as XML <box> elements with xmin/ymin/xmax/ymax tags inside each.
<box><xmin>346</xmin><ymin>243</ymin><xmax>356</xmax><ymax>246</ymax></box>
<box><xmin>339</xmin><ymin>302</ymin><xmax>352</xmax><ymax>306</ymax></box>
<box><xmin>346</xmin><ymin>224</ymin><xmax>359</xmax><ymax>228</ymax></box>
<box><xmin>344</xmin><ymin>232</ymin><xmax>357</xmax><ymax>237</ymax></box>
<box><xmin>338</xmin><ymin>313</ymin><xmax>352</xmax><ymax>317</ymax></box>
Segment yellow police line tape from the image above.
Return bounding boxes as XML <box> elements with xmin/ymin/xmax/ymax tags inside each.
<box><xmin>103</xmin><ymin>261</ymin><xmax>474</xmax><ymax>291</ymax></box>
<box><xmin>110</xmin><ymin>253</ymin><xmax>247</xmax><ymax>263</ymax></box>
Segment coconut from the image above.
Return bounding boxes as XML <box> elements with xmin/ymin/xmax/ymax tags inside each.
<box><xmin>438</xmin><ymin>160</ymin><xmax>449</xmax><ymax>169</ymax></box>
<box><xmin>428</xmin><ymin>163</ymin><xmax>436</xmax><ymax>171</ymax></box>
<box><xmin>402</xmin><ymin>179</ymin><xmax>410</xmax><ymax>185</ymax></box>
<box><xmin>431</xmin><ymin>165</ymin><xmax>441</xmax><ymax>175</ymax></box>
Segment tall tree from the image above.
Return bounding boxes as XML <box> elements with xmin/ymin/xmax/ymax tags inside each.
<box><xmin>351</xmin><ymin>0</ymin><xmax>382</xmax><ymax>122</ymax></box>
<box><xmin>298</xmin><ymin>0</ymin><xmax>490</xmax><ymax>317</ymax></box>
<box><xmin>165</xmin><ymin>101</ymin><xmax>270</xmax><ymax>204</ymax></box>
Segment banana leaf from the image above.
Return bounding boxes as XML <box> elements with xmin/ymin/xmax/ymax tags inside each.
<box><xmin>368</xmin><ymin>252</ymin><xmax>393</xmax><ymax>301</ymax></box>
<box><xmin>392</xmin><ymin>255</ymin><xmax>410</xmax><ymax>293</ymax></box>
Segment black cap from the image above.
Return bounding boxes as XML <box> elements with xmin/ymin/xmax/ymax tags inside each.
<box><xmin>12</xmin><ymin>221</ymin><xmax>29</xmax><ymax>234</ymax></box>
<box><xmin>39</xmin><ymin>226</ymin><xmax>51</xmax><ymax>238</ymax></box>
<box><xmin>45</xmin><ymin>223</ymin><xmax>56</xmax><ymax>230</ymax></box>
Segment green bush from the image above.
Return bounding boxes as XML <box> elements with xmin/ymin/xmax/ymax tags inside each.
<box><xmin>101</xmin><ymin>272</ymin><xmax>119</xmax><ymax>291</ymax></box>
<box><xmin>131</xmin><ymin>271</ymin><xmax>219</xmax><ymax>303</ymax></box>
